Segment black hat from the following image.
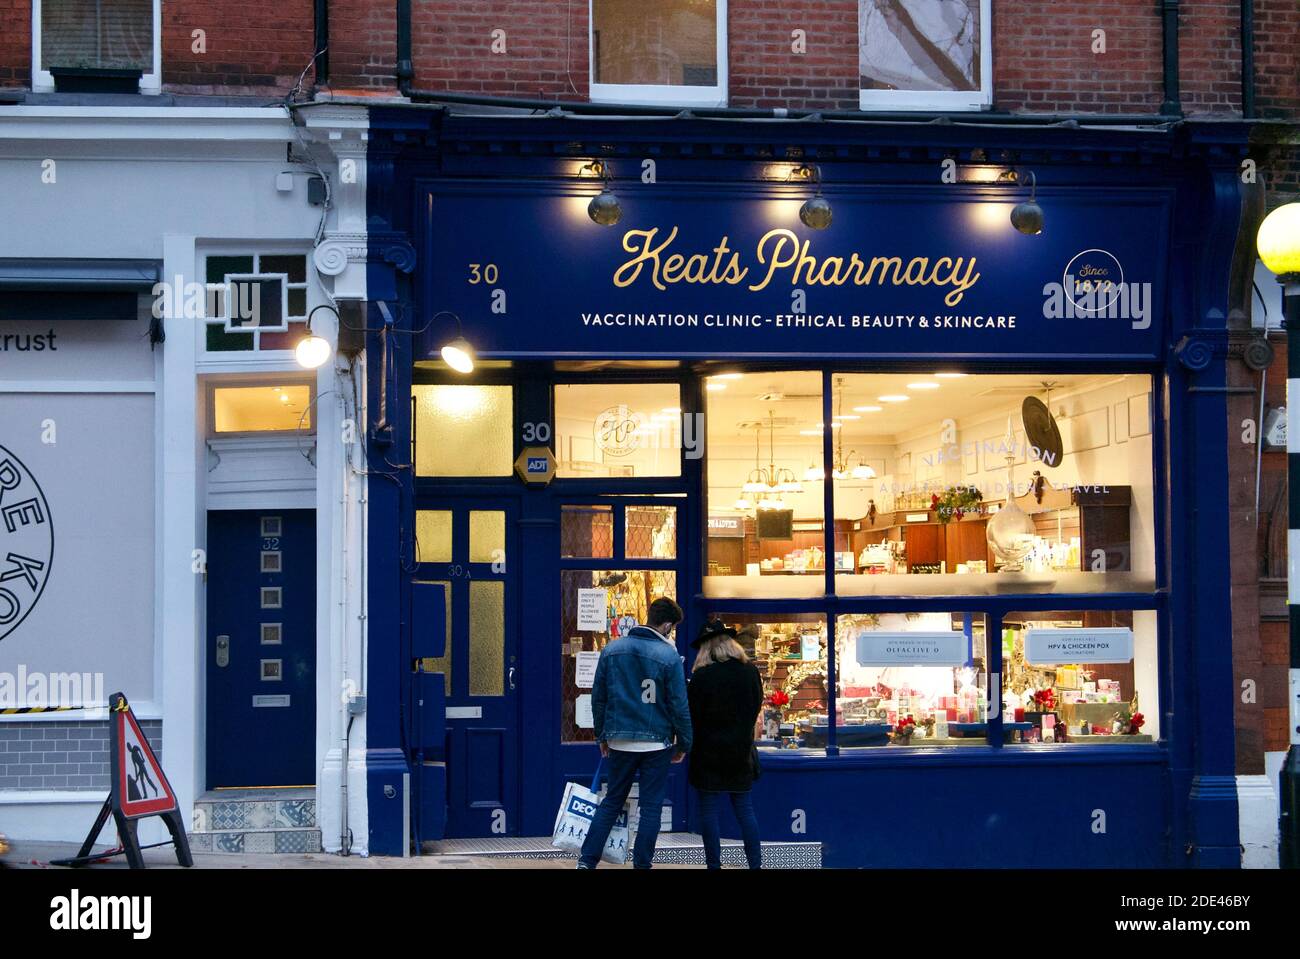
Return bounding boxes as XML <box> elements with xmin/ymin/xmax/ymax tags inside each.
<box><xmin>691</xmin><ymin>618</ymin><xmax>738</xmax><ymax>649</ymax></box>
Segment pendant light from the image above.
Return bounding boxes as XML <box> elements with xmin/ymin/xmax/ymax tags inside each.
<box><xmin>829</xmin><ymin>376</ymin><xmax>877</xmax><ymax>480</ymax></box>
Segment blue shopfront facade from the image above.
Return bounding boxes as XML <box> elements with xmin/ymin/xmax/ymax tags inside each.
<box><xmin>363</xmin><ymin>105</ymin><xmax>1251</xmax><ymax>867</ymax></box>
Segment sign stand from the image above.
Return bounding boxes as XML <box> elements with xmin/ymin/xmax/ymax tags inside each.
<box><xmin>51</xmin><ymin>692</ymin><xmax>192</xmax><ymax>869</ymax></box>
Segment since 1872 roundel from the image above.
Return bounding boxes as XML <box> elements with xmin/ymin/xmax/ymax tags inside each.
<box><xmin>0</xmin><ymin>444</ymin><xmax>54</xmax><ymax>642</ymax></box>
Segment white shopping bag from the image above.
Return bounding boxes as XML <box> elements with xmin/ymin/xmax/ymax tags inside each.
<box><xmin>552</xmin><ymin>760</ymin><xmax>632</xmax><ymax>864</ymax></box>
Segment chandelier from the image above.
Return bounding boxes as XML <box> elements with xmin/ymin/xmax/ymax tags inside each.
<box><xmin>734</xmin><ymin>411</ymin><xmax>802</xmax><ymax>511</ymax></box>
<box><xmin>802</xmin><ymin>377</ymin><xmax>877</xmax><ymax>481</ymax></box>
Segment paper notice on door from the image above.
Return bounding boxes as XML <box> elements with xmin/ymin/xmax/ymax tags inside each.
<box><xmin>575</xmin><ymin>694</ymin><xmax>594</xmax><ymax>729</ymax></box>
<box><xmin>575</xmin><ymin>650</ymin><xmax>600</xmax><ymax>688</ymax></box>
<box><xmin>576</xmin><ymin>588</ymin><xmax>608</xmax><ymax>632</ymax></box>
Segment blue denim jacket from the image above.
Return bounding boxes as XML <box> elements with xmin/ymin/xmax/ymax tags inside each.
<box><xmin>591</xmin><ymin>626</ymin><xmax>693</xmax><ymax>753</ymax></box>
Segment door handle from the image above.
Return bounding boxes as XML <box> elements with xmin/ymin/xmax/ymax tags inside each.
<box><xmin>508</xmin><ymin>666</ymin><xmax>517</xmax><ymax>690</ymax></box>
<box><xmin>215</xmin><ymin>635</ymin><xmax>230</xmax><ymax>668</ymax></box>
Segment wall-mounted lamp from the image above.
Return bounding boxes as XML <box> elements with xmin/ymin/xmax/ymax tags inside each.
<box><xmin>295</xmin><ymin>304</ymin><xmax>337</xmax><ymax>369</ymax></box>
<box><xmin>791</xmin><ymin>163</ymin><xmax>832</xmax><ymax>230</ymax></box>
<box><xmin>581</xmin><ymin>159</ymin><xmax>622</xmax><ymax>226</ymax></box>
<box><xmin>1257</xmin><ymin>201</ymin><xmax>1300</xmax><ymax>281</ymax></box>
<box><xmin>1009</xmin><ymin>170</ymin><xmax>1044</xmax><ymax>235</ymax></box>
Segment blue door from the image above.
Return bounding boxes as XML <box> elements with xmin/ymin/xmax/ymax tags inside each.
<box><xmin>206</xmin><ymin>509</ymin><xmax>316</xmax><ymax>788</ymax></box>
<box><xmin>413</xmin><ymin>499</ymin><xmax>519</xmax><ymax>837</ymax></box>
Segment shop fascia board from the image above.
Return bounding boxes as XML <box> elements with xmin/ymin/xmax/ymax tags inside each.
<box><xmin>0</xmin><ymin>106</ymin><xmax>297</xmax><ymax>145</ymax></box>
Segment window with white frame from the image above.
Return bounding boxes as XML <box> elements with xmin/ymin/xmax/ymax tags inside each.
<box><xmin>858</xmin><ymin>0</ymin><xmax>991</xmax><ymax>111</ymax></box>
<box><xmin>201</xmin><ymin>253</ymin><xmax>312</xmax><ymax>355</ymax></box>
<box><xmin>33</xmin><ymin>0</ymin><xmax>162</xmax><ymax>94</ymax></box>
<box><xmin>589</xmin><ymin>0</ymin><xmax>727</xmax><ymax>108</ymax></box>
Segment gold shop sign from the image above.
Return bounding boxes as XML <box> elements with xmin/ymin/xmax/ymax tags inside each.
<box><xmin>612</xmin><ymin>227</ymin><xmax>983</xmax><ymax>307</ymax></box>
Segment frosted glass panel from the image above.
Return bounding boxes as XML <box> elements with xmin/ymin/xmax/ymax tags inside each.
<box><xmin>469</xmin><ymin>581</ymin><xmax>505</xmax><ymax>697</ymax></box>
<box><xmin>417</xmin><ymin>580</ymin><xmax>452</xmax><ymax>695</ymax></box>
<box><xmin>413</xmin><ymin>385</ymin><xmax>513</xmax><ymax>476</ymax></box>
<box><xmin>469</xmin><ymin>511</ymin><xmax>505</xmax><ymax>565</ymax></box>
<box><xmin>416</xmin><ymin>510</ymin><xmax>453</xmax><ymax>564</ymax></box>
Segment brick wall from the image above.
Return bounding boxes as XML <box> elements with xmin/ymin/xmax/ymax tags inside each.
<box><xmin>409</xmin><ymin>0</ymin><xmax>586</xmax><ymax>98</ymax></box>
<box><xmin>1179</xmin><ymin>0</ymin><xmax>1243</xmax><ymax>115</ymax></box>
<box><xmin>328</xmin><ymin>0</ymin><xmax>397</xmax><ymax>94</ymax></box>
<box><xmin>161</xmin><ymin>1</ymin><xmax>316</xmax><ymax>95</ymax></box>
<box><xmin>1</xmin><ymin>0</ymin><xmax>1296</xmax><ymax>123</ymax></box>
<box><xmin>0</xmin><ymin>0</ymin><xmax>31</xmax><ymax>88</ymax></box>
<box><xmin>1254</xmin><ymin>0</ymin><xmax>1300</xmax><ymax>121</ymax></box>
<box><xmin>0</xmin><ymin>720</ymin><xmax>162</xmax><ymax>791</ymax></box>
<box><xmin>993</xmin><ymin>0</ymin><xmax>1165</xmax><ymax>114</ymax></box>
<box><xmin>729</xmin><ymin>0</ymin><xmax>859</xmax><ymax>110</ymax></box>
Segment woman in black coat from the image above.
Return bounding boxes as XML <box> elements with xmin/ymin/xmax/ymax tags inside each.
<box><xmin>688</xmin><ymin>620</ymin><xmax>765</xmax><ymax>869</ymax></box>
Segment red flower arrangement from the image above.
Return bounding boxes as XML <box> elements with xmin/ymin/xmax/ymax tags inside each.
<box><xmin>1030</xmin><ymin>688</ymin><xmax>1056</xmax><ymax>712</ymax></box>
<box><xmin>767</xmin><ymin>690</ymin><xmax>790</xmax><ymax>708</ymax></box>
<box><xmin>1128</xmin><ymin>712</ymin><xmax>1145</xmax><ymax>735</ymax></box>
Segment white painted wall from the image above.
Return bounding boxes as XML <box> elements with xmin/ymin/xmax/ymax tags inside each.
<box><xmin>0</xmin><ymin>107</ymin><xmax>367</xmax><ymax>851</ymax></box>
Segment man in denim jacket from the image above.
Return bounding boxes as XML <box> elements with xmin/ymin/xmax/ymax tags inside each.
<box><xmin>577</xmin><ymin>597</ymin><xmax>692</xmax><ymax>869</ymax></box>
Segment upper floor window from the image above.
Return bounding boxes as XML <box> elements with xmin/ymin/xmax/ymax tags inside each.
<box><xmin>858</xmin><ymin>0</ymin><xmax>991</xmax><ymax>111</ymax></box>
<box><xmin>589</xmin><ymin>0</ymin><xmax>727</xmax><ymax>108</ymax></box>
<box><xmin>34</xmin><ymin>0</ymin><xmax>161</xmax><ymax>94</ymax></box>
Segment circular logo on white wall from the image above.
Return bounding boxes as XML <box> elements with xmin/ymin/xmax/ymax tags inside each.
<box><xmin>0</xmin><ymin>445</ymin><xmax>53</xmax><ymax>642</ymax></box>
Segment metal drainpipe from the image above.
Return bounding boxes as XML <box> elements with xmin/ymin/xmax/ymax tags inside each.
<box><xmin>1160</xmin><ymin>0</ymin><xmax>1182</xmax><ymax>117</ymax></box>
<box><xmin>1241</xmin><ymin>0</ymin><xmax>1256</xmax><ymax>119</ymax></box>
<box><xmin>314</xmin><ymin>0</ymin><xmax>330</xmax><ymax>85</ymax></box>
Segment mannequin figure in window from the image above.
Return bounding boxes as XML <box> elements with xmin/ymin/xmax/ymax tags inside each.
<box><xmin>688</xmin><ymin>620</ymin><xmax>765</xmax><ymax>869</ymax></box>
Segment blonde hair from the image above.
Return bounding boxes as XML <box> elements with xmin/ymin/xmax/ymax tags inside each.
<box><xmin>693</xmin><ymin>635</ymin><xmax>749</xmax><ymax>668</ymax></box>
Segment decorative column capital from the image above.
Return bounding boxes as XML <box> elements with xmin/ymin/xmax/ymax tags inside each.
<box><xmin>1174</xmin><ymin>328</ymin><xmax>1273</xmax><ymax>372</ymax></box>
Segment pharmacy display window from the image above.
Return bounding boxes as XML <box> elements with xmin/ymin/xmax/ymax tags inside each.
<box><xmin>833</xmin><ymin>612</ymin><xmax>990</xmax><ymax>749</ymax></box>
<box><xmin>999</xmin><ymin>608</ymin><xmax>1158</xmax><ymax>746</ymax></box>
<box><xmin>699</xmin><ymin>604</ymin><xmax>1158</xmax><ymax>751</ymax></box>
<box><xmin>559</xmin><ymin>499</ymin><xmax>683</xmax><ymax>743</ymax></box>
<box><xmin>704</xmin><ymin>368</ymin><xmax>1158</xmax><ymax>601</ymax></box>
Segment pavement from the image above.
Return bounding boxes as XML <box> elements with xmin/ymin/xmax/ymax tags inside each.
<box><xmin>5</xmin><ymin>839</ymin><xmax>687</xmax><ymax>869</ymax></box>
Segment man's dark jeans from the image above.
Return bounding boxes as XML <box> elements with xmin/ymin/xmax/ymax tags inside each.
<box><xmin>578</xmin><ymin>746</ymin><xmax>674</xmax><ymax>869</ymax></box>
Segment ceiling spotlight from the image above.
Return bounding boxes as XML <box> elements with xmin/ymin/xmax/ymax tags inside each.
<box><xmin>853</xmin><ymin>405</ymin><xmax>882</xmax><ymax>413</ymax></box>
<box><xmin>792</xmin><ymin>163</ymin><xmax>832</xmax><ymax>230</ymax></box>
<box><xmin>935</xmin><ymin>372</ymin><xmax>968</xmax><ymax>378</ymax></box>
<box><xmin>878</xmin><ymin>395</ymin><xmax>909</xmax><ymax>403</ymax></box>
<box><xmin>1010</xmin><ymin>170</ymin><xmax>1044</xmax><ymax>235</ymax></box>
